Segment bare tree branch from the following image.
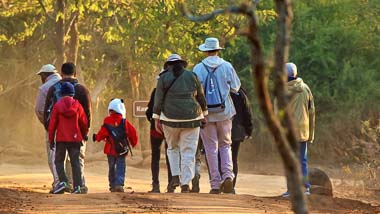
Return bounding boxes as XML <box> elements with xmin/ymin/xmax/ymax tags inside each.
<box><xmin>65</xmin><ymin>12</ymin><xmax>78</xmax><ymax>37</ymax></box>
<box><xmin>181</xmin><ymin>1</ymin><xmax>308</xmax><ymax>213</ymax></box>
<box><xmin>37</xmin><ymin>0</ymin><xmax>54</xmax><ymax>20</ymax></box>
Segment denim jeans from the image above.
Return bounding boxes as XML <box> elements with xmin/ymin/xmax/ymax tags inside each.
<box><xmin>107</xmin><ymin>155</ymin><xmax>126</xmax><ymax>188</ymax></box>
<box><xmin>300</xmin><ymin>142</ymin><xmax>311</xmax><ymax>188</ymax></box>
<box><xmin>55</xmin><ymin>142</ymin><xmax>83</xmax><ymax>188</ymax></box>
<box><xmin>150</xmin><ymin>135</ymin><xmax>171</xmax><ymax>185</ymax></box>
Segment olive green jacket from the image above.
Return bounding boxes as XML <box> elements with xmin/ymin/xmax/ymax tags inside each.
<box><xmin>153</xmin><ymin>69</ymin><xmax>208</xmax><ymax>128</ymax></box>
<box><xmin>275</xmin><ymin>78</ymin><xmax>315</xmax><ymax>142</ymax></box>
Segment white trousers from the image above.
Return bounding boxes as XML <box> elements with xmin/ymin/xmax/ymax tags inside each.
<box><xmin>163</xmin><ymin>125</ymin><xmax>200</xmax><ymax>186</ymax></box>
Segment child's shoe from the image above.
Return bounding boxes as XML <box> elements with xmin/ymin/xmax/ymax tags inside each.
<box><xmin>53</xmin><ymin>182</ymin><xmax>68</xmax><ymax>194</ymax></box>
<box><xmin>113</xmin><ymin>185</ymin><xmax>124</xmax><ymax>192</ymax></box>
<box><xmin>71</xmin><ymin>186</ymin><xmax>81</xmax><ymax>194</ymax></box>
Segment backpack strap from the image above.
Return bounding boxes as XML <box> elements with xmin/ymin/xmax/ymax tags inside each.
<box><xmin>202</xmin><ymin>63</ymin><xmax>224</xmax><ymax>103</ymax></box>
<box><xmin>121</xmin><ymin>119</ymin><xmax>133</xmax><ymax>156</ymax></box>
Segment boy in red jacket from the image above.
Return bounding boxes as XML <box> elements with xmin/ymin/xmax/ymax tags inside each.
<box><xmin>93</xmin><ymin>98</ymin><xmax>138</xmax><ymax>192</ymax></box>
<box><xmin>48</xmin><ymin>82</ymin><xmax>88</xmax><ymax>194</ymax></box>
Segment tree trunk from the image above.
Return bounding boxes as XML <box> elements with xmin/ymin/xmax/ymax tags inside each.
<box><xmin>67</xmin><ymin>14</ymin><xmax>79</xmax><ymax>65</ymax></box>
<box><xmin>55</xmin><ymin>0</ymin><xmax>65</xmax><ymax>68</ymax></box>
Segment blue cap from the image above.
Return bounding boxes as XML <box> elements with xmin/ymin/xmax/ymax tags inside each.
<box><xmin>61</xmin><ymin>82</ymin><xmax>75</xmax><ymax>96</ymax></box>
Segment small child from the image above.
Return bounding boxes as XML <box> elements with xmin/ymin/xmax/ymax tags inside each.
<box><xmin>93</xmin><ymin>98</ymin><xmax>138</xmax><ymax>192</ymax></box>
<box><xmin>48</xmin><ymin>82</ymin><xmax>88</xmax><ymax>194</ymax></box>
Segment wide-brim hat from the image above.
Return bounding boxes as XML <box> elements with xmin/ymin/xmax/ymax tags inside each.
<box><xmin>164</xmin><ymin>54</ymin><xmax>188</xmax><ymax>68</ymax></box>
<box><xmin>198</xmin><ymin>37</ymin><xmax>224</xmax><ymax>52</ymax></box>
<box><xmin>36</xmin><ymin>64</ymin><xmax>57</xmax><ymax>75</ymax></box>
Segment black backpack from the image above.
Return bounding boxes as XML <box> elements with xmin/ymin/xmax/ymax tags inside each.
<box><xmin>103</xmin><ymin>119</ymin><xmax>133</xmax><ymax>156</ymax></box>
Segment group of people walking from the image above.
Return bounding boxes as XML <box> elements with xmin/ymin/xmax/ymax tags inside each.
<box><xmin>35</xmin><ymin>37</ymin><xmax>315</xmax><ymax>196</ymax></box>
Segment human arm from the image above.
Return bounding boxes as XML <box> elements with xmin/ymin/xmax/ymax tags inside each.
<box><xmin>47</xmin><ymin>106</ymin><xmax>58</xmax><ymax>145</ymax></box>
<box><xmin>35</xmin><ymin>88</ymin><xmax>46</xmax><ymax>124</ymax></box>
<box><xmin>43</xmin><ymin>86</ymin><xmax>54</xmax><ymax>130</ymax></box>
<box><xmin>78</xmin><ymin>104</ymin><xmax>89</xmax><ymax>140</ymax></box>
<box><xmin>125</xmin><ymin>120</ymin><xmax>138</xmax><ymax>147</ymax></box>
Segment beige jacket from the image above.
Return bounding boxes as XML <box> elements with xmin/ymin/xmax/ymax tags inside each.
<box><xmin>275</xmin><ymin>78</ymin><xmax>315</xmax><ymax>142</ymax></box>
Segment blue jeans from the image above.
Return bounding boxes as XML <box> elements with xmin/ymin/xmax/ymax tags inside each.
<box><xmin>107</xmin><ymin>155</ymin><xmax>126</xmax><ymax>188</ymax></box>
<box><xmin>300</xmin><ymin>142</ymin><xmax>311</xmax><ymax>188</ymax></box>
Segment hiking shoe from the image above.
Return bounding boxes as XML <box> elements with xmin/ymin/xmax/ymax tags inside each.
<box><xmin>209</xmin><ymin>189</ymin><xmax>220</xmax><ymax>194</ymax></box>
<box><xmin>167</xmin><ymin>175</ymin><xmax>180</xmax><ymax>193</ymax></box>
<box><xmin>167</xmin><ymin>184</ymin><xmax>176</xmax><ymax>193</ymax></box>
<box><xmin>221</xmin><ymin>178</ymin><xmax>233</xmax><ymax>194</ymax></box>
<box><xmin>53</xmin><ymin>182</ymin><xmax>68</xmax><ymax>194</ymax></box>
<box><xmin>148</xmin><ymin>183</ymin><xmax>160</xmax><ymax>193</ymax></box>
<box><xmin>181</xmin><ymin>185</ymin><xmax>190</xmax><ymax>193</ymax></box>
<box><xmin>190</xmin><ymin>174</ymin><xmax>200</xmax><ymax>193</ymax></box>
<box><xmin>113</xmin><ymin>185</ymin><xmax>124</xmax><ymax>192</ymax></box>
<box><xmin>71</xmin><ymin>186</ymin><xmax>81</xmax><ymax>194</ymax></box>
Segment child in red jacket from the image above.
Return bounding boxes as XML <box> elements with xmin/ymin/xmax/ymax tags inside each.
<box><xmin>93</xmin><ymin>98</ymin><xmax>138</xmax><ymax>192</ymax></box>
<box><xmin>48</xmin><ymin>82</ymin><xmax>88</xmax><ymax>194</ymax></box>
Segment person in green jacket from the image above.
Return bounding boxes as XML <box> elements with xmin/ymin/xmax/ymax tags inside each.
<box><xmin>275</xmin><ymin>62</ymin><xmax>315</xmax><ymax>197</ymax></box>
<box><xmin>153</xmin><ymin>54</ymin><xmax>208</xmax><ymax>193</ymax></box>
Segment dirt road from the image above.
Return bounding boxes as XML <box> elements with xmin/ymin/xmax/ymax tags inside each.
<box><xmin>0</xmin><ymin>163</ymin><xmax>378</xmax><ymax>213</ymax></box>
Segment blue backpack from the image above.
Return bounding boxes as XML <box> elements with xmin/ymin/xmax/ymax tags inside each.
<box><xmin>202</xmin><ymin>63</ymin><xmax>225</xmax><ymax>113</ymax></box>
<box><xmin>46</xmin><ymin>81</ymin><xmax>78</xmax><ymax>124</ymax></box>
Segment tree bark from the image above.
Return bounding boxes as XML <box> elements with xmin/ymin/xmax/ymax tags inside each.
<box><xmin>55</xmin><ymin>0</ymin><xmax>65</xmax><ymax>68</ymax></box>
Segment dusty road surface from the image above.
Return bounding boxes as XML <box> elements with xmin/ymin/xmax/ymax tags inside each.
<box><xmin>0</xmin><ymin>163</ymin><xmax>378</xmax><ymax>213</ymax></box>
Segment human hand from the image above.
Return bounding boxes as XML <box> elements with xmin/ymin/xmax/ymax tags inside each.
<box><xmin>49</xmin><ymin>142</ymin><xmax>55</xmax><ymax>150</ymax></box>
<box><xmin>200</xmin><ymin>118</ymin><xmax>207</xmax><ymax>129</ymax></box>
<box><xmin>155</xmin><ymin>119</ymin><xmax>163</xmax><ymax>135</ymax></box>
<box><xmin>83</xmin><ymin>135</ymin><xmax>88</xmax><ymax>142</ymax></box>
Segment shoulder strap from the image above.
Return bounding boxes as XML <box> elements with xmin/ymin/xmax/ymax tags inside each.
<box><xmin>202</xmin><ymin>63</ymin><xmax>224</xmax><ymax>102</ymax></box>
<box><xmin>163</xmin><ymin>70</ymin><xmax>184</xmax><ymax>100</ymax></box>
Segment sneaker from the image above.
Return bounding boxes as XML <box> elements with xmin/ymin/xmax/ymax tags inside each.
<box><xmin>305</xmin><ymin>187</ymin><xmax>311</xmax><ymax>196</ymax></box>
<box><xmin>113</xmin><ymin>185</ymin><xmax>124</xmax><ymax>192</ymax></box>
<box><xmin>190</xmin><ymin>174</ymin><xmax>200</xmax><ymax>193</ymax></box>
<box><xmin>282</xmin><ymin>188</ymin><xmax>310</xmax><ymax>198</ymax></box>
<box><xmin>148</xmin><ymin>183</ymin><xmax>160</xmax><ymax>193</ymax></box>
<box><xmin>53</xmin><ymin>182</ymin><xmax>68</xmax><ymax>194</ymax></box>
<box><xmin>209</xmin><ymin>189</ymin><xmax>220</xmax><ymax>194</ymax></box>
<box><xmin>221</xmin><ymin>178</ymin><xmax>233</xmax><ymax>194</ymax></box>
<box><xmin>80</xmin><ymin>186</ymin><xmax>88</xmax><ymax>194</ymax></box>
<box><xmin>282</xmin><ymin>191</ymin><xmax>290</xmax><ymax>198</ymax></box>
<box><xmin>181</xmin><ymin>185</ymin><xmax>190</xmax><ymax>193</ymax></box>
<box><xmin>64</xmin><ymin>183</ymin><xmax>73</xmax><ymax>193</ymax></box>
<box><xmin>71</xmin><ymin>186</ymin><xmax>81</xmax><ymax>194</ymax></box>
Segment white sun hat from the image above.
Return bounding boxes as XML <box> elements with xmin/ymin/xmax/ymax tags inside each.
<box><xmin>198</xmin><ymin>37</ymin><xmax>224</xmax><ymax>52</ymax></box>
<box><xmin>36</xmin><ymin>64</ymin><xmax>57</xmax><ymax>75</ymax></box>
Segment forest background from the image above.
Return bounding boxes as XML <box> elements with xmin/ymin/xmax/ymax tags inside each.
<box><xmin>0</xmin><ymin>0</ymin><xmax>379</xmax><ymax>189</ymax></box>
